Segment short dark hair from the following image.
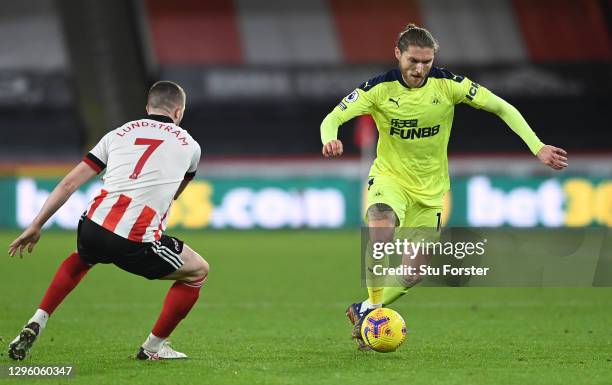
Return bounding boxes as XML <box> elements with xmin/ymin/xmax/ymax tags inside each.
<box><xmin>147</xmin><ymin>81</ymin><xmax>186</xmax><ymax>111</ymax></box>
<box><xmin>397</xmin><ymin>23</ymin><xmax>439</xmax><ymax>53</ymax></box>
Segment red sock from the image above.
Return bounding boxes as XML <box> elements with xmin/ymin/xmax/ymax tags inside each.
<box><xmin>152</xmin><ymin>280</ymin><xmax>203</xmax><ymax>338</ymax></box>
<box><xmin>39</xmin><ymin>252</ymin><xmax>91</xmax><ymax>315</ymax></box>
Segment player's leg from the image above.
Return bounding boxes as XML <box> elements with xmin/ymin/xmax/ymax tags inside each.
<box><xmin>346</xmin><ymin>203</ymin><xmax>399</xmax><ymax>349</ymax></box>
<box><xmin>8</xmin><ymin>216</ymin><xmax>95</xmax><ymax>360</ymax></box>
<box><xmin>348</xmin><ymin>176</ymin><xmax>405</xmax><ymax>318</ymax></box>
<box><xmin>8</xmin><ymin>252</ymin><xmax>93</xmax><ymax>360</ymax></box>
<box><xmin>381</xmin><ymin>204</ymin><xmax>442</xmax><ymax>306</ymax></box>
<box><xmin>136</xmin><ymin>240</ymin><xmax>209</xmax><ymax>360</ymax></box>
<box><xmin>364</xmin><ymin>203</ymin><xmax>398</xmax><ymax>310</ymax></box>
<box><xmin>346</xmin><ymin>176</ymin><xmax>406</xmax><ymax>349</ymax></box>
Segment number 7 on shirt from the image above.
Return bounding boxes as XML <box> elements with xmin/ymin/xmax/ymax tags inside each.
<box><xmin>130</xmin><ymin>138</ymin><xmax>164</xmax><ymax>180</ymax></box>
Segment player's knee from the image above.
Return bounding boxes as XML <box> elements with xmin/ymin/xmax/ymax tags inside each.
<box><xmin>188</xmin><ymin>256</ymin><xmax>208</xmax><ymax>283</ymax></box>
<box><xmin>367</xmin><ymin>204</ymin><xmax>398</xmax><ymax>227</ymax></box>
<box><xmin>198</xmin><ymin>258</ymin><xmax>209</xmax><ymax>280</ymax></box>
<box><xmin>368</xmin><ymin>204</ymin><xmax>397</xmax><ymax>243</ymax></box>
<box><xmin>178</xmin><ymin>244</ymin><xmax>209</xmax><ymax>282</ymax></box>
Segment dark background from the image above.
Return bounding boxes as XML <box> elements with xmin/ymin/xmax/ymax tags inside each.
<box><xmin>0</xmin><ymin>0</ymin><xmax>610</xmax><ymax>160</ymax></box>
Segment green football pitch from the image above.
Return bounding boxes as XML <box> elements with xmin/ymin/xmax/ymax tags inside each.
<box><xmin>0</xmin><ymin>230</ymin><xmax>610</xmax><ymax>385</ymax></box>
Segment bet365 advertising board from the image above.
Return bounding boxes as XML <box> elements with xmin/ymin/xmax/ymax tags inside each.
<box><xmin>1</xmin><ymin>175</ymin><xmax>610</xmax><ymax>229</ymax></box>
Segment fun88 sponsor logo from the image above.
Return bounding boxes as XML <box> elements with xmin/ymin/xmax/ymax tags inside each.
<box><xmin>389</xmin><ymin>119</ymin><xmax>440</xmax><ymax>140</ymax></box>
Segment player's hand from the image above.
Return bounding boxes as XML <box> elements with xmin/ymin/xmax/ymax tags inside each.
<box><xmin>536</xmin><ymin>145</ymin><xmax>568</xmax><ymax>170</ymax></box>
<box><xmin>8</xmin><ymin>225</ymin><xmax>41</xmax><ymax>258</ymax></box>
<box><xmin>322</xmin><ymin>140</ymin><xmax>343</xmax><ymax>158</ymax></box>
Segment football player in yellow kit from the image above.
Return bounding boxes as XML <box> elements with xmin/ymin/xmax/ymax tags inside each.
<box><xmin>320</xmin><ymin>23</ymin><xmax>568</xmax><ymax>349</ymax></box>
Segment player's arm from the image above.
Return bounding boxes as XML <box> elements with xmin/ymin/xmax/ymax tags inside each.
<box><xmin>174</xmin><ymin>178</ymin><xmax>191</xmax><ymax>200</ymax></box>
<box><xmin>174</xmin><ymin>142</ymin><xmax>201</xmax><ymax>200</ymax></box>
<box><xmin>450</xmin><ymin>75</ymin><xmax>567</xmax><ymax>170</ymax></box>
<box><xmin>321</xmin><ymin>86</ymin><xmax>375</xmax><ymax>157</ymax></box>
<box><xmin>481</xmin><ymin>94</ymin><xmax>567</xmax><ymax>170</ymax></box>
<box><xmin>9</xmin><ymin>133</ymin><xmax>111</xmax><ymax>257</ymax></box>
<box><xmin>8</xmin><ymin>162</ymin><xmax>98</xmax><ymax>257</ymax></box>
<box><xmin>174</xmin><ymin>179</ymin><xmax>191</xmax><ymax>200</ymax></box>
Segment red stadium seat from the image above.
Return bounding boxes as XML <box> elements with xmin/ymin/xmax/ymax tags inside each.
<box><xmin>513</xmin><ymin>0</ymin><xmax>612</xmax><ymax>61</ymax></box>
<box><xmin>329</xmin><ymin>0</ymin><xmax>424</xmax><ymax>63</ymax></box>
<box><xmin>146</xmin><ymin>0</ymin><xmax>243</xmax><ymax>64</ymax></box>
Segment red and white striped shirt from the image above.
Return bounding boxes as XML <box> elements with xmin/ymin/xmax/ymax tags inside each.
<box><xmin>82</xmin><ymin>115</ymin><xmax>201</xmax><ymax>242</ymax></box>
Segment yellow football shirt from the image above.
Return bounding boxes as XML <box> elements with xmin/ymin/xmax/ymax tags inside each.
<box><xmin>321</xmin><ymin>67</ymin><xmax>544</xmax><ymax>206</ymax></box>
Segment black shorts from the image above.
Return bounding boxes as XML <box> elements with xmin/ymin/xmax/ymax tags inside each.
<box><xmin>77</xmin><ymin>215</ymin><xmax>185</xmax><ymax>280</ymax></box>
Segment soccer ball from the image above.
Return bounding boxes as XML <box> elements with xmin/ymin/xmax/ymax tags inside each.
<box><xmin>360</xmin><ymin>308</ymin><xmax>407</xmax><ymax>352</ymax></box>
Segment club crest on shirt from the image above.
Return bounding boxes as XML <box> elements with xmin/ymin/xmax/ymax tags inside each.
<box><xmin>344</xmin><ymin>90</ymin><xmax>359</xmax><ymax>103</ymax></box>
<box><xmin>452</xmin><ymin>74</ymin><xmax>465</xmax><ymax>83</ymax></box>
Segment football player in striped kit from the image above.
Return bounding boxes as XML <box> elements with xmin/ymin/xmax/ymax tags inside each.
<box><xmin>8</xmin><ymin>81</ymin><xmax>208</xmax><ymax>360</ymax></box>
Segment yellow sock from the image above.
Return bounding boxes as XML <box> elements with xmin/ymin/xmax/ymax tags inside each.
<box><xmin>381</xmin><ymin>285</ymin><xmax>410</xmax><ymax>306</ymax></box>
<box><xmin>367</xmin><ymin>287</ymin><xmax>384</xmax><ymax>308</ymax></box>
